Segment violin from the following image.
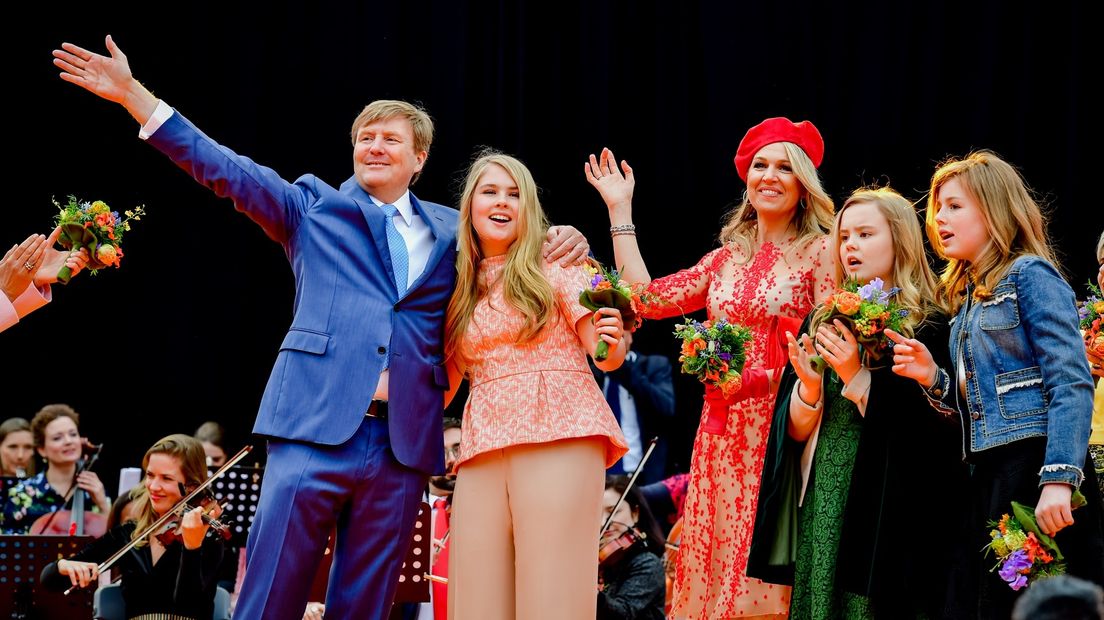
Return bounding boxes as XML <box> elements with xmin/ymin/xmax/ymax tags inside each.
<box><xmin>31</xmin><ymin>438</ymin><xmax>107</xmax><ymax>537</ymax></box>
<box><xmin>598</xmin><ymin>521</ymin><xmax>647</xmax><ymax>571</ymax></box>
<box><xmin>153</xmin><ymin>485</ymin><xmax>231</xmax><ymax>547</ymax></box>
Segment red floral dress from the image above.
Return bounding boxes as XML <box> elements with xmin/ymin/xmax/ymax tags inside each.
<box><xmin>645</xmin><ymin>238</ymin><xmax>833</xmax><ymax>619</ymax></box>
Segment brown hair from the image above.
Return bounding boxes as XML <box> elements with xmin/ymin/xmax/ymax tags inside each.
<box><xmin>350</xmin><ymin>100</ymin><xmax>435</xmax><ymax>185</ymax></box>
<box><xmin>30</xmin><ymin>404</ymin><xmax>79</xmax><ymax>449</ymax></box>
<box><xmin>129</xmin><ymin>434</ymin><xmax>210</xmax><ymax>545</ymax></box>
<box><xmin>925</xmin><ymin>150</ymin><xmax>1057</xmax><ymax>313</ymax></box>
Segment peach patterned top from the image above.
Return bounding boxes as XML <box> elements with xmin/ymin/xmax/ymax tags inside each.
<box><xmin>456</xmin><ymin>255</ymin><xmax>629</xmax><ymax>468</ymax></box>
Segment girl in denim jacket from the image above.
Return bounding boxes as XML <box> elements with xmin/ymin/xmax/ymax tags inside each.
<box><xmin>886</xmin><ymin>151</ymin><xmax>1104</xmax><ymax>619</ymax></box>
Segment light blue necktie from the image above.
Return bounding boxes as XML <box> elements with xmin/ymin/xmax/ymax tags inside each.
<box><xmin>380</xmin><ymin>203</ymin><xmax>409</xmax><ymax>297</ymax></box>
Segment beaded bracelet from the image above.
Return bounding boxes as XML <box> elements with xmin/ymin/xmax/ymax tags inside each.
<box><xmin>610</xmin><ymin>224</ymin><xmax>636</xmax><ymax>235</ymax></box>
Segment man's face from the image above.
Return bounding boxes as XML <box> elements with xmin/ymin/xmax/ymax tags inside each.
<box><xmin>430</xmin><ymin>426</ymin><xmax>462</xmax><ymax>495</ymax></box>
<box><xmin>352</xmin><ymin>116</ymin><xmax>426</xmax><ymax>203</ymax></box>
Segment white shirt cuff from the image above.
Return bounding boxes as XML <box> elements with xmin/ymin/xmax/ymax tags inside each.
<box><xmin>138</xmin><ymin>100</ymin><xmax>174</xmax><ymax>140</ymax></box>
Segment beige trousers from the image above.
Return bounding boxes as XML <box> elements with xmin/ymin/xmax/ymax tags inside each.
<box><xmin>447</xmin><ymin>437</ymin><xmax>605</xmax><ymax>620</ymax></box>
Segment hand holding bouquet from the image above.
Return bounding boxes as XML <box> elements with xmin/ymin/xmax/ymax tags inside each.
<box><xmin>674</xmin><ymin>319</ymin><xmax>752</xmax><ymax>398</ymax></box>
<box><xmin>53</xmin><ymin>196</ymin><xmax>144</xmax><ymax>283</ymax></box>
<box><xmin>984</xmin><ymin>491</ymin><xmax>1087</xmax><ymax>590</ymax></box>
<box><xmin>813</xmin><ymin>277</ymin><xmax>908</xmax><ymax>370</ymax></box>
<box><xmin>579</xmin><ymin>262</ymin><xmax>664</xmax><ymax>361</ymax></box>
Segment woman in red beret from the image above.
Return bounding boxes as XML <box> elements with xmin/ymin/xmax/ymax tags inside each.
<box><xmin>586</xmin><ymin>117</ymin><xmax>835</xmax><ymax>619</ymax></box>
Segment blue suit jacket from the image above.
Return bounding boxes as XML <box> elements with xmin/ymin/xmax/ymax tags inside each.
<box><xmin>147</xmin><ymin>112</ymin><xmax>458</xmax><ymax>474</ymax></box>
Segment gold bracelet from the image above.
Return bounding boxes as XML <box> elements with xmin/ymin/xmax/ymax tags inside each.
<box><xmin>611</xmin><ymin>230</ymin><xmax>637</xmax><ymax>237</ymax></box>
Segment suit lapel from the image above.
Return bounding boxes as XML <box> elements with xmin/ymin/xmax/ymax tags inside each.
<box><xmin>343</xmin><ymin>178</ymin><xmax>400</xmax><ymax>295</ymax></box>
<box><xmin>407</xmin><ymin>193</ymin><xmax>452</xmax><ymax>294</ymax></box>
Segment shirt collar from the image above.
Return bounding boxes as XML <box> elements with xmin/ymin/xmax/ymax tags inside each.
<box><xmin>369</xmin><ymin>191</ymin><xmax>414</xmax><ymax>226</ymax></box>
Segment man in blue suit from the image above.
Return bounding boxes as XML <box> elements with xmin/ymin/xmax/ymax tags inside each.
<box><xmin>54</xmin><ymin>35</ymin><xmax>589</xmax><ymax>619</ymax></box>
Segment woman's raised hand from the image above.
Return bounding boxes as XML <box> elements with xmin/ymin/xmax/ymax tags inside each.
<box><xmin>585</xmin><ymin>148</ymin><xmax>635</xmax><ymax>215</ymax></box>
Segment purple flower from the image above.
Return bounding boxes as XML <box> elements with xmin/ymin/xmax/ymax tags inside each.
<box><xmin>998</xmin><ymin>550</ymin><xmax>1032</xmax><ymax>588</ymax></box>
<box><xmin>858</xmin><ymin>278</ymin><xmax>890</xmax><ymax>305</ymax></box>
<box><xmin>591</xmin><ymin>274</ymin><xmax>603</xmax><ymax>288</ymax></box>
<box><xmin>898</xmin><ymin>309</ymin><xmax>910</xmax><ymax>317</ymax></box>
<box><xmin>718</xmin><ymin>352</ymin><xmax>732</xmax><ymax>360</ymax></box>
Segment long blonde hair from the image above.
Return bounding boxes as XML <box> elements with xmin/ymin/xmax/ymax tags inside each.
<box><xmin>129</xmin><ymin>434</ymin><xmax>209</xmax><ymax>546</ymax></box>
<box><xmin>445</xmin><ymin>151</ymin><xmax>555</xmax><ymax>365</ymax></box>
<box><xmin>925</xmin><ymin>151</ymin><xmax>1057</xmax><ymax>313</ymax></box>
<box><xmin>719</xmin><ymin>142</ymin><xmax>834</xmax><ymax>261</ymax></box>
<box><xmin>815</xmin><ymin>187</ymin><xmax>939</xmax><ymax>337</ymax></box>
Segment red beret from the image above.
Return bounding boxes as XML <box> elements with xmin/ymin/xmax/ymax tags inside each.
<box><xmin>733</xmin><ymin>117</ymin><xmax>825</xmax><ymax>182</ymax></box>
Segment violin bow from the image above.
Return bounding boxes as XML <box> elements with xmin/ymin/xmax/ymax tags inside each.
<box><xmin>599</xmin><ymin>437</ymin><xmax>658</xmax><ymax>538</ymax></box>
<box><xmin>65</xmin><ymin>445</ymin><xmax>253</xmax><ymax>595</ymax></box>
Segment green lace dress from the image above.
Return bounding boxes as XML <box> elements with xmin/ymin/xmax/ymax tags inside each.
<box><xmin>789</xmin><ymin>372</ymin><xmax>874</xmax><ymax>620</ymax></box>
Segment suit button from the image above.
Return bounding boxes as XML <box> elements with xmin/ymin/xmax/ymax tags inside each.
<box><xmin>378</xmin><ymin>346</ymin><xmax>387</xmax><ymax>354</ymax></box>
<box><xmin>971</xmin><ymin>411</ymin><xmax>981</xmax><ymax>420</ymax></box>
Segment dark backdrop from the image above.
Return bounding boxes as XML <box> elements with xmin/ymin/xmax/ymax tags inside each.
<box><xmin>6</xmin><ymin>1</ymin><xmax>1096</xmax><ymax>495</ymax></box>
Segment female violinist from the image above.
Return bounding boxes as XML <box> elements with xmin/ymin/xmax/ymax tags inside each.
<box><xmin>0</xmin><ymin>404</ymin><xmax>109</xmax><ymax>534</ymax></box>
<box><xmin>598</xmin><ymin>475</ymin><xmax>666</xmax><ymax>620</ymax></box>
<box><xmin>40</xmin><ymin>434</ymin><xmax>226</xmax><ymax>620</ymax></box>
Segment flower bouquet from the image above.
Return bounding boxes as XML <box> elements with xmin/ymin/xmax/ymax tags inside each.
<box><xmin>1079</xmin><ymin>281</ymin><xmax>1104</xmax><ymax>376</ymax></box>
<box><xmin>811</xmin><ymin>277</ymin><xmax>909</xmax><ymax>372</ymax></box>
<box><xmin>53</xmin><ymin>196</ymin><xmax>145</xmax><ymax>283</ymax></box>
<box><xmin>578</xmin><ymin>262</ymin><xmax>664</xmax><ymax>361</ymax></box>
<box><xmin>674</xmin><ymin>319</ymin><xmax>753</xmax><ymax>398</ymax></box>
<box><xmin>983</xmin><ymin>491</ymin><xmax>1087</xmax><ymax>590</ymax></box>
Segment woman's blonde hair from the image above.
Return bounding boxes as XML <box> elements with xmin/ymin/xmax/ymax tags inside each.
<box><xmin>814</xmin><ymin>187</ymin><xmax>939</xmax><ymax>337</ymax></box>
<box><xmin>130</xmin><ymin>434</ymin><xmax>209</xmax><ymax>546</ymax></box>
<box><xmin>719</xmin><ymin>142</ymin><xmax>834</xmax><ymax>261</ymax></box>
<box><xmin>1096</xmin><ymin>229</ymin><xmax>1104</xmax><ymax>263</ymax></box>
<box><xmin>445</xmin><ymin>151</ymin><xmax>555</xmax><ymax>365</ymax></box>
<box><xmin>925</xmin><ymin>150</ymin><xmax>1057</xmax><ymax>313</ymax></box>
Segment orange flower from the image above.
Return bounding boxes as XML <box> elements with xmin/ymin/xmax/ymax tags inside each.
<box><xmin>834</xmin><ymin>291</ymin><xmax>862</xmax><ymax>315</ymax></box>
<box><xmin>595</xmin><ymin>280</ymin><xmax>612</xmax><ymax>291</ymax></box>
<box><xmin>1091</xmin><ymin>334</ymin><xmax>1104</xmax><ymax>357</ymax></box>
<box><xmin>1022</xmin><ymin>533</ymin><xmax>1054</xmax><ymax>564</ymax></box>
<box><xmin>681</xmin><ymin>340</ymin><xmax>696</xmax><ymax>357</ymax></box>
<box><xmin>719</xmin><ymin>375</ymin><xmax>743</xmax><ymax>398</ymax></box>
<box><xmin>96</xmin><ymin>244</ymin><xmax>121</xmax><ymax>267</ymax></box>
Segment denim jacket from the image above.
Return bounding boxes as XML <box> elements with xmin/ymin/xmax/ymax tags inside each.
<box><xmin>926</xmin><ymin>255</ymin><xmax>1094</xmax><ymax>487</ymax></box>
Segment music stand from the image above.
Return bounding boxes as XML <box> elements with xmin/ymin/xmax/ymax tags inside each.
<box><xmin>207</xmin><ymin>465</ymin><xmax>264</xmax><ymax>547</ymax></box>
<box><xmin>394</xmin><ymin>501</ymin><xmax>431</xmax><ymax>603</ymax></box>
<box><xmin>0</xmin><ymin>535</ymin><xmax>94</xmax><ymax>619</ymax></box>
<box><xmin>306</xmin><ymin>501</ymin><xmax>432</xmax><ymax>605</ymax></box>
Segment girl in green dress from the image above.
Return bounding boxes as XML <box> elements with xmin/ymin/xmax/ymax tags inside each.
<box><xmin>749</xmin><ymin>188</ymin><xmax>968</xmax><ymax>619</ymax></box>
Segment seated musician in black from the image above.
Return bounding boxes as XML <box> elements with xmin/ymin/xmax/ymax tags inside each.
<box><xmin>598</xmin><ymin>475</ymin><xmax>667</xmax><ymax>620</ymax></box>
<box><xmin>41</xmin><ymin>434</ymin><xmax>225</xmax><ymax>620</ymax></box>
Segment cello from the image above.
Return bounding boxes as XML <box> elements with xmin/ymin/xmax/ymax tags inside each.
<box><xmin>31</xmin><ymin>438</ymin><xmax>107</xmax><ymax>537</ymax></box>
